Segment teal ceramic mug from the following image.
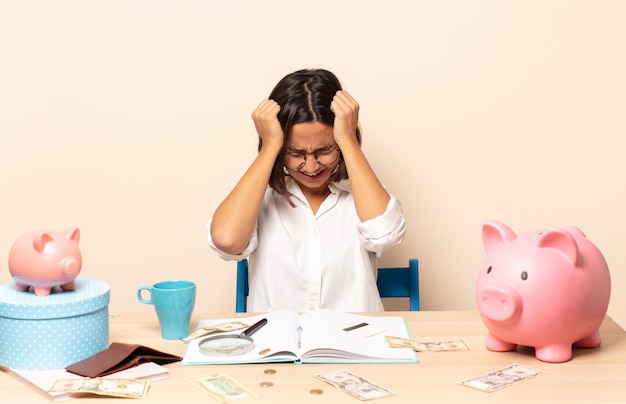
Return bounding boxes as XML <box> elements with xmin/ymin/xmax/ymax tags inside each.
<box><xmin>137</xmin><ymin>280</ymin><xmax>196</xmax><ymax>340</ymax></box>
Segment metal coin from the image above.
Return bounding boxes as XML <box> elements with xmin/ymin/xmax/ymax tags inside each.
<box><xmin>263</xmin><ymin>369</ymin><xmax>277</xmax><ymax>374</ymax></box>
<box><xmin>259</xmin><ymin>381</ymin><xmax>274</xmax><ymax>388</ymax></box>
<box><xmin>309</xmin><ymin>389</ymin><xmax>324</xmax><ymax>395</ymax></box>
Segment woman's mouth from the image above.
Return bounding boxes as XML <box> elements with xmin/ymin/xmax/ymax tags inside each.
<box><xmin>297</xmin><ymin>168</ymin><xmax>326</xmax><ymax>181</ymax></box>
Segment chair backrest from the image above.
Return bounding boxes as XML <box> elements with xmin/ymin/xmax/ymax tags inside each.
<box><xmin>235</xmin><ymin>258</ymin><xmax>419</xmax><ymax>312</ymax></box>
<box><xmin>236</xmin><ymin>259</ymin><xmax>249</xmax><ymax>313</ymax></box>
<box><xmin>376</xmin><ymin>259</ymin><xmax>420</xmax><ymax>311</ymax></box>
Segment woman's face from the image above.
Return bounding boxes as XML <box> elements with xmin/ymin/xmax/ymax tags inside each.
<box><xmin>285</xmin><ymin>121</ymin><xmax>340</xmax><ymax>193</ymax></box>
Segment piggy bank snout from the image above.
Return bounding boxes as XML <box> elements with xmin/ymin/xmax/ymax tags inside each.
<box><xmin>477</xmin><ymin>284</ymin><xmax>522</xmax><ymax>322</ymax></box>
<box><xmin>60</xmin><ymin>257</ymin><xmax>81</xmax><ymax>276</ymax></box>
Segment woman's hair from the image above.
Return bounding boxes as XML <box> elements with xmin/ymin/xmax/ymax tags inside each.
<box><xmin>260</xmin><ymin>68</ymin><xmax>362</xmax><ymax>197</ymax></box>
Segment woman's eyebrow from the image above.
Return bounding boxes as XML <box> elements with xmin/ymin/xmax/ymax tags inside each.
<box><xmin>287</xmin><ymin>145</ymin><xmax>334</xmax><ymax>153</ymax></box>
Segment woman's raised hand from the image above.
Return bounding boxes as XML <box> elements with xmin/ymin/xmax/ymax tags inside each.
<box><xmin>330</xmin><ymin>90</ymin><xmax>360</xmax><ymax>147</ymax></box>
<box><xmin>252</xmin><ymin>99</ymin><xmax>284</xmax><ymax>151</ymax></box>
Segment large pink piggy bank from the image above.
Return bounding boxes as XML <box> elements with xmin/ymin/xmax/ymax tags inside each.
<box><xmin>476</xmin><ymin>221</ymin><xmax>611</xmax><ymax>363</ymax></box>
<box><xmin>8</xmin><ymin>228</ymin><xmax>82</xmax><ymax>296</ymax></box>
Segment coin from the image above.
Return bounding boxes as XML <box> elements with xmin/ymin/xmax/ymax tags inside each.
<box><xmin>264</xmin><ymin>369</ymin><xmax>277</xmax><ymax>374</ymax></box>
<box><xmin>309</xmin><ymin>389</ymin><xmax>324</xmax><ymax>395</ymax></box>
<box><xmin>260</xmin><ymin>381</ymin><xmax>274</xmax><ymax>388</ymax></box>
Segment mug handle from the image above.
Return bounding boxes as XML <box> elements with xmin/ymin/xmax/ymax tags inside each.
<box><xmin>137</xmin><ymin>287</ymin><xmax>153</xmax><ymax>304</ymax></box>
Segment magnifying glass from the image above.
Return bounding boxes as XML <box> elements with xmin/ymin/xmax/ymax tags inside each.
<box><xmin>198</xmin><ymin>318</ymin><xmax>268</xmax><ymax>356</ymax></box>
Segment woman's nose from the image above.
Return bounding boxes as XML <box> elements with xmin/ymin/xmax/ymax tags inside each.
<box><xmin>302</xmin><ymin>154</ymin><xmax>321</xmax><ymax>171</ymax></box>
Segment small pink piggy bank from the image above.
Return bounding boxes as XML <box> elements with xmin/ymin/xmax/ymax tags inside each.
<box><xmin>8</xmin><ymin>228</ymin><xmax>82</xmax><ymax>296</ymax></box>
<box><xmin>476</xmin><ymin>221</ymin><xmax>611</xmax><ymax>363</ymax></box>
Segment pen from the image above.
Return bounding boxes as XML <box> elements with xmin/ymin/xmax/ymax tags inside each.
<box><xmin>297</xmin><ymin>325</ymin><xmax>303</xmax><ymax>349</ymax></box>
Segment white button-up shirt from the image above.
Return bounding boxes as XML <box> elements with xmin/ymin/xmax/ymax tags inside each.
<box><xmin>207</xmin><ymin>178</ymin><xmax>406</xmax><ymax>312</ymax></box>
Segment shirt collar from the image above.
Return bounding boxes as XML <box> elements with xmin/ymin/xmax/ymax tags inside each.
<box><xmin>284</xmin><ymin>177</ymin><xmax>349</xmax><ymax>205</ymax></box>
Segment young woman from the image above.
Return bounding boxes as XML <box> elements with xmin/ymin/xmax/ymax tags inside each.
<box><xmin>208</xmin><ymin>68</ymin><xmax>405</xmax><ymax>312</ymax></box>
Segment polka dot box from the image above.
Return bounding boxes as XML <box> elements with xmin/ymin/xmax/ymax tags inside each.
<box><xmin>0</xmin><ymin>278</ymin><xmax>109</xmax><ymax>370</ymax></box>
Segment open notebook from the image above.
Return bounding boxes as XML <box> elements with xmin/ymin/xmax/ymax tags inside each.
<box><xmin>182</xmin><ymin>309</ymin><xmax>418</xmax><ymax>365</ymax></box>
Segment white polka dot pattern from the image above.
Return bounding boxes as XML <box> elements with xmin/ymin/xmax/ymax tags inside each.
<box><xmin>0</xmin><ymin>278</ymin><xmax>110</xmax><ymax>370</ymax></box>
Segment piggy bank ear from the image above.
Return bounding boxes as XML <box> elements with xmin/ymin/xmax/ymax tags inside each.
<box><xmin>63</xmin><ymin>227</ymin><xmax>81</xmax><ymax>243</ymax></box>
<box><xmin>33</xmin><ymin>231</ymin><xmax>54</xmax><ymax>252</ymax></box>
<box><xmin>537</xmin><ymin>228</ymin><xmax>580</xmax><ymax>266</ymax></box>
<box><xmin>563</xmin><ymin>226</ymin><xmax>586</xmax><ymax>238</ymax></box>
<box><xmin>482</xmin><ymin>221</ymin><xmax>517</xmax><ymax>254</ymax></box>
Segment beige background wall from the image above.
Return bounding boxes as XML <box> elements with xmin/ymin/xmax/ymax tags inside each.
<box><xmin>1</xmin><ymin>1</ymin><xmax>625</xmax><ymax>327</ymax></box>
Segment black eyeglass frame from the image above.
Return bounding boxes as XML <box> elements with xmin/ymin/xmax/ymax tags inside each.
<box><xmin>283</xmin><ymin>146</ymin><xmax>341</xmax><ymax>171</ymax></box>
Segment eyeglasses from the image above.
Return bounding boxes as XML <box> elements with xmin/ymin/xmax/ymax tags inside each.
<box><xmin>284</xmin><ymin>146</ymin><xmax>341</xmax><ymax>171</ymax></box>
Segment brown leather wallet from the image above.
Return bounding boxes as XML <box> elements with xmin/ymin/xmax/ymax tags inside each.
<box><xmin>65</xmin><ymin>342</ymin><xmax>182</xmax><ymax>377</ymax></box>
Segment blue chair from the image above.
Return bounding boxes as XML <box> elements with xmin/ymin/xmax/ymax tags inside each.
<box><xmin>377</xmin><ymin>258</ymin><xmax>420</xmax><ymax>311</ymax></box>
<box><xmin>235</xmin><ymin>258</ymin><xmax>419</xmax><ymax>312</ymax></box>
<box><xmin>235</xmin><ymin>259</ymin><xmax>249</xmax><ymax>313</ymax></box>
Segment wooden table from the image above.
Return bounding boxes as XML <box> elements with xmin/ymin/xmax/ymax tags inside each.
<box><xmin>1</xmin><ymin>311</ymin><xmax>625</xmax><ymax>403</ymax></box>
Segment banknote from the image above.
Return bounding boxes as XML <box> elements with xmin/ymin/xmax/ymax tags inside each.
<box><xmin>385</xmin><ymin>335</ymin><xmax>470</xmax><ymax>351</ymax></box>
<box><xmin>181</xmin><ymin>321</ymin><xmax>250</xmax><ymax>343</ymax></box>
<box><xmin>189</xmin><ymin>372</ymin><xmax>258</xmax><ymax>401</ymax></box>
<box><xmin>459</xmin><ymin>363</ymin><xmax>545</xmax><ymax>392</ymax></box>
<box><xmin>49</xmin><ymin>378</ymin><xmax>149</xmax><ymax>398</ymax></box>
<box><xmin>315</xmin><ymin>369</ymin><xmax>395</xmax><ymax>401</ymax></box>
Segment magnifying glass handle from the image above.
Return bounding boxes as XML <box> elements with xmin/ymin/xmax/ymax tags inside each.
<box><xmin>243</xmin><ymin>318</ymin><xmax>268</xmax><ymax>337</ymax></box>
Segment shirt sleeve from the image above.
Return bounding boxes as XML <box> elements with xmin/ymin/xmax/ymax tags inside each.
<box><xmin>206</xmin><ymin>219</ymin><xmax>258</xmax><ymax>261</ymax></box>
<box><xmin>355</xmin><ymin>196</ymin><xmax>406</xmax><ymax>257</ymax></box>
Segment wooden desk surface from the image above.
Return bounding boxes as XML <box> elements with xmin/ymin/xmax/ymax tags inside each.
<box><xmin>1</xmin><ymin>311</ymin><xmax>625</xmax><ymax>403</ymax></box>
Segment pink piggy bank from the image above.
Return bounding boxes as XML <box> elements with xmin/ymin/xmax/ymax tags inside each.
<box><xmin>476</xmin><ymin>221</ymin><xmax>611</xmax><ymax>363</ymax></box>
<box><xmin>8</xmin><ymin>228</ymin><xmax>82</xmax><ymax>296</ymax></box>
